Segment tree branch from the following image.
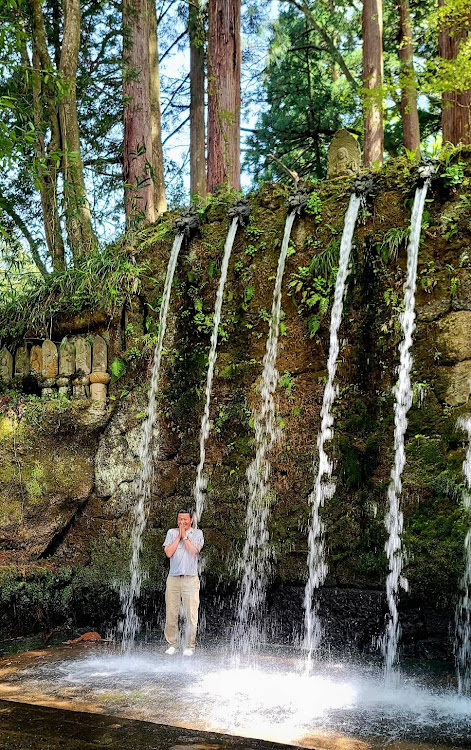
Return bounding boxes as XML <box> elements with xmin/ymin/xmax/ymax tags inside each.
<box><xmin>282</xmin><ymin>0</ymin><xmax>359</xmax><ymax>88</ymax></box>
<box><xmin>0</xmin><ymin>195</ymin><xmax>49</xmax><ymax>279</ymax></box>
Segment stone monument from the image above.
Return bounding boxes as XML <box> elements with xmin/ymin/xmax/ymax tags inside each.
<box><xmin>58</xmin><ymin>337</ymin><xmax>75</xmax><ymax>397</ymax></box>
<box><xmin>40</xmin><ymin>340</ymin><xmax>58</xmax><ymax>397</ymax></box>
<box><xmin>327</xmin><ymin>129</ymin><xmax>361</xmax><ymax>178</ymax></box>
<box><xmin>73</xmin><ymin>337</ymin><xmax>91</xmax><ymax>397</ymax></box>
<box><xmin>0</xmin><ymin>349</ymin><xmax>13</xmax><ymax>382</ymax></box>
<box><xmin>14</xmin><ymin>347</ymin><xmax>30</xmax><ymax>379</ymax></box>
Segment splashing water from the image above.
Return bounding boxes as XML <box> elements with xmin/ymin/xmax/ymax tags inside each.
<box><xmin>381</xmin><ymin>179</ymin><xmax>431</xmax><ymax>682</ymax></box>
<box><xmin>194</xmin><ymin>216</ymin><xmax>239</xmax><ymax>523</ymax></box>
<box><xmin>233</xmin><ymin>211</ymin><xmax>296</xmax><ymax>655</ymax></box>
<box><xmin>455</xmin><ymin>416</ymin><xmax>471</xmax><ymax>694</ymax></box>
<box><xmin>303</xmin><ymin>193</ymin><xmax>361</xmax><ymax>667</ymax></box>
<box><xmin>120</xmin><ymin>232</ymin><xmax>185</xmax><ymax>652</ymax></box>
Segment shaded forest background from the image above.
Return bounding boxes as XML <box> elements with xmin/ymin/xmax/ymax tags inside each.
<box><xmin>0</xmin><ymin>0</ymin><xmax>470</xmax><ymax>284</ymax></box>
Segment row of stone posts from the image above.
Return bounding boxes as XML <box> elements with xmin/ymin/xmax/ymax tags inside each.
<box><xmin>0</xmin><ymin>335</ymin><xmax>110</xmax><ymax>400</ymax></box>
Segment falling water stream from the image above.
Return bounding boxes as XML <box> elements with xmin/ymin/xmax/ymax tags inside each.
<box><xmin>303</xmin><ymin>193</ymin><xmax>361</xmax><ymax>667</ymax></box>
<box><xmin>194</xmin><ymin>216</ymin><xmax>239</xmax><ymax>523</ymax></box>
<box><xmin>120</xmin><ymin>231</ymin><xmax>185</xmax><ymax>652</ymax></box>
<box><xmin>455</xmin><ymin>416</ymin><xmax>471</xmax><ymax>694</ymax></box>
<box><xmin>381</xmin><ymin>176</ymin><xmax>432</xmax><ymax>682</ymax></box>
<box><xmin>233</xmin><ymin>211</ymin><xmax>296</xmax><ymax>655</ymax></box>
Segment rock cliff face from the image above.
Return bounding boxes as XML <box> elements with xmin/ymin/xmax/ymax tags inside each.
<box><xmin>1</xmin><ymin>157</ymin><xmax>471</xmax><ymax>653</ymax></box>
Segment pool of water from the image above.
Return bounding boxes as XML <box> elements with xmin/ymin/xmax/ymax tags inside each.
<box><xmin>0</xmin><ymin>643</ymin><xmax>469</xmax><ymax>749</ymax></box>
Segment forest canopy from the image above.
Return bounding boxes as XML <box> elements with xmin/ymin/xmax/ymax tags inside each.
<box><xmin>0</xmin><ymin>0</ymin><xmax>470</xmax><ymax>280</ymax></box>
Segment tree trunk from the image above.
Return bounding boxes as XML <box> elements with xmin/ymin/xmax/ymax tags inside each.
<box><xmin>207</xmin><ymin>0</ymin><xmax>241</xmax><ymax>192</ymax></box>
<box><xmin>438</xmin><ymin>1</ymin><xmax>471</xmax><ymax>146</ymax></box>
<box><xmin>28</xmin><ymin>0</ymin><xmax>65</xmax><ymax>272</ymax></box>
<box><xmin>148</xmin><ymin>0</ymin><xmax>167</xmax><ymax>214</ymax></box>
<box><xmin>396</xmin><ymin>0</ymin><xmax>420</xmax><ymax>156</ymax></box>
<box><xmin>189</xmin><ymin>0</ymin><xmax>206</xmax><ymax>198</ymax></box>
<box><xmin>362</xmin><ymin>0</ymin><xmax>384</xmax><ymax>166</ymax></box>
<box><xmin>59</xmin><ymin>0</ymin><xmax>97</xmax><ymax>257</ymax></box>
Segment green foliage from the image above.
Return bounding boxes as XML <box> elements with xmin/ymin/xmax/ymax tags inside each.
<box><xmin>380</xmin><ymin>227</ymin><xmax>409</xmax><ymax>262</ymax></box>
<box><xmin>305</xmin><ymin>193</ymin><xmax>323</xmax><ymax>221</ymax></box>
<box><xmin>0</xmin><ymin>243</ymin><xmax>150</xmax><ymax>342</ymax></box>
<box><xmin>442</xmin><ymin>161</ymin><xmax>466</xmax><ymax>187</ymax></box>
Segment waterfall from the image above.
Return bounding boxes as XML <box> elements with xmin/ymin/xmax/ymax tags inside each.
<box><xmin>303</xmin><ymin>193</ymin><xmax>361</xmax><ymax>666</ymax></box>
<box><xmin>194</xmin><ymin>216</ymin><xmax>240</xmax><ymax>522</ymax></box>
<box><xmin>120</xmin><ymin>231</ymin><xmax>185</xmax><ymax>652</ymax></box>
<box><xmin>233</xmin><ymin>211</ymin><xmax>296</xmax><ymax>655</ymax></box>
<box><xmin>455</xmin><ymin>416</ymin><xmax>471</xmax><ymax>694</ymax></box>
<box><xmin>381</xmin><ymin>177</ymin><xmax>431</xmax><ymax>681</ymax></box>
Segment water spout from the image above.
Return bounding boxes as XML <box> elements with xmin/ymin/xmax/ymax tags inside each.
<box><xmin>194</xmin><ymin>206</ymin><xmax>248</xmax><ymax>523</ymax></box>
<box><xmin>119</xmin><ymin>227</ymin><xmax>187</xmax><ymax>652</ymax></box>
<box><xmin>303</xmin><ymin>192</ymin><xmax>362</xmax><ymax>668</ymax></box>
<box><xmin>455</xmin><ymin>416</ymin><xmax>471</xmax><ymax>694</ymax></box>
<box><xmin>381</xmin><ymin>175</ymin><xmax>432</xmax><ymax>682</ymax></box>
<box><xmin>233</xmin><ymin>209</ymin><xmax>297</xmax><ymax>656</ymax></box>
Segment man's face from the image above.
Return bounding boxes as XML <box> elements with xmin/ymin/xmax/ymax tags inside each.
<box><xmin>177</xmin><ymin>513</ymin><xmax>191</xmax><ymax>532</ymax></box>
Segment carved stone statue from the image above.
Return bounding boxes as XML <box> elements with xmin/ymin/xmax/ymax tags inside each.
<box><xmin>14</xmin><ymin>347</ymin><xmax>30</xmax><ymax>378</ymax></box>
<box><xmin>73</xmin><ymin>337</ymin><xmax>91</xmax><ymax>398</ymax></box>
<box><xmin>327</xmin><ymin>130</ymin><xmax>361</xmax><ymax>178</ymax></box>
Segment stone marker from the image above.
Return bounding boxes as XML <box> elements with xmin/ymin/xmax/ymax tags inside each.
<box><xmin>73</xmin><ymin>337</ymin><xmax>92</xmax><ymax>398</ymax></box>
<box><xmin>30</xmin><ymin>345</ymin><xmax>42</xmax><ymax>378</ymax></box>
<box><xmin>42</xmin><ymin>340</ymin><xmax>58</xmax><ymax>378</ymax></box>
<box><xmin>75</xmin><ymin>337</ymin><xmax>91</xmax><ymax>374</ymax></box>
<box><xmin>0</xmin><ymin>348</ymin><xmax>13</xmax><ymax>382</ymax></box>
<box><xmin>327</xmin><ymin>129</ymin><xmax>361</xmax><ymax>178</ymax></box>
<box><xmin>58</xmin><ymin>337</ymin><xmax>74</xmax><ymax>396</ymax></box>
<box><xmin>14</xmin><ymin>346</ymin><xmax>30</xmax><ymax>378</ymax></box>
<box><xmin>90</xmin><ymin>371</ymin><xmax>111</xmax><ymax>400</ymax></box>
<box><xmin>92</xmin><ymin>335</ymin><xmax>108</xmax><ymax>372</ymax></box>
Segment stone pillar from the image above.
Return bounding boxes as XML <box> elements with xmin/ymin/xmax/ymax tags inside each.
<box><xmin>30</xmin><ymin>345</ymin><xmax>43</xmax><ymax>379</ymax></box>
<box><xmin>40</xmin><ymin>340</ymin><xmax>58</xmax><ymax>398</ymax></box>
<box><xmin>0</xmin><ymin>349</ymin><xmax>13</xmax><ymax>383</ymax></box>
<box><xmin>14</xmin><ymin>346</ymin><xmax>30</xmax><ymax>379</ymax></box>
<box><xmin>73</xmin><ymin>337</ymin><xmax>91</xmax><ymax>398</ymax></box>
<box><xmin>58</xmin><ymin>337</ymin><xmax>75</xmax><ymax>397</ymax></box>
<box><xmin>90</xmin><ymin>371</ymin><xmax>111</xmax><ymax>400</ymax></box>
<box><xmin>92</xmin><ymin>335</ymin><xmax>108</xmax><ymax>373</ymax></box>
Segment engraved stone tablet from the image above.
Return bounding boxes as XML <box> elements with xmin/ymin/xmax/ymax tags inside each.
<box><xmin>14</xmin><ymin>346</ymin><xmax>30</xmax><ymax>378</ymax></box>
<box><xmin>42</xmin><ymin>340</ymin><xmax>58</xmax><ymax>378</ymax></box>
<box><xmin>30</xmin><ymin>345</ymin><xmax>43</xmax><ymax>377</ymax></box>
<box><xmin>327</xmin><ymin>129</ymin><xmax>361</xmax><ymax>178</ymax></box>
<box><xmin>75</xmin><ymin>337</ymin><xmax>91</xmax><ymax>375</ymax></box>
<box><xmin>59</xmin><ymin>337</ymin><xmax>75</xmax><ymax>376</ymax></box>
<box><xmin>92</xmin><ymin>335</ymin><xmax>108</xmax><ymax>372</ymax></box>
<box><xmin>0</xmin><ymin>348</ymin><xmax>13</xmax><ymax>381</ymax></box>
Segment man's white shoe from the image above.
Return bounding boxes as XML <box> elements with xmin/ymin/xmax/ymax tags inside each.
<box><xmin>182</xmin><ymin>648</ymin><xmax>194</xmax><ymax>656</ymax></box>
<box><xmin>165</xmin><ymin>646</ymin><xmax>177</xmax><ymax>655</ymax></box>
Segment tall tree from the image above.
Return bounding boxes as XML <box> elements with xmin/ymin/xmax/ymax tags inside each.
<box><xmin>362</xmin><ymin>0</ymin><xmax>384</xmax><ymax>165</ymax></box>
<box><xmin>189</xmin><ymin>0</ymin><xmax>206</xmax><ymax>198</ymax></box>
<box><xmin>438</xmin><ymin>0</ymin><xmax>471</xmax><ymax>145</ymax></box>
<box><xmin>123</xmin><ymin>0</ymin><xmax>166</xmax><ymax>225</ymax></box>
<box><xmin>396</xmin><ymin>0</ymin><xmax>420</xmax><ymax>155</ymax></box>
<box><xmin>59</xmin><ymin>0</ymin><xmax>97</xmax><ymax>256</ymax></box>
<box><xmin>207</xmin><ymin>0</ymin><xmax>241</xmax><ymax>192</ymax></box>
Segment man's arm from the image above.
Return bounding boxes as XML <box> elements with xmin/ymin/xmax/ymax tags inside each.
<box><xmin>164</xmin><ymin>529</ymin><xmax>181</xmax><ymax>558</ymax></box>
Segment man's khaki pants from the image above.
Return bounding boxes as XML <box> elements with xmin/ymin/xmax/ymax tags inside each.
<box><xmin>164</xmin><ymin>575</ymin><xmax>200</xmax><ymax>649</ymax></box>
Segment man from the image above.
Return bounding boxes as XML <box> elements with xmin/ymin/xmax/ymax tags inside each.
<box><xmin>163</xmin><ymin>509</ymin><xmax>204</xmax><ymax>656</ymax></box>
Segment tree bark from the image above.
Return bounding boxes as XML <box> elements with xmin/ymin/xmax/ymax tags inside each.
<box><xmin>438</xmin><ymin>1</ymin><xmax>471</xmax><ymax>146</ymax></box>
<box><xmin>189</xmin><ymin>0</ymin><xmax>206</xmax><ymax>198</ymax></box>
<box><xmin>396</xmin><ymin>0</ymin><xmax>420</xmax><ymax>155</ymax></box>
<box><xmin>28</xmin><ymin>0</ymin><xmax>65</xmax><ymax>272</ymax></box>
<box><xmin>123</xmin><ymin>0</ymin><xmax>166</xmax><ymax>224</ymax></box>
<box><xmin>362</xmin><ymin>0</ymin><xmax>384</xmax><ymax>166</ymax></box>
<box><xmin>207</xmin><ymin>0</ymin><xmax>241</xmax><ymax>192</ymax></box>
<box><xmin>58</xmin><ymin>0</ymin><xmax>97</xmax><ymax>257</ymax></box>
<box><xmin>148</xmin><ymin>0</ymin><xmax>167</xmax><ymax>214</ymax></box>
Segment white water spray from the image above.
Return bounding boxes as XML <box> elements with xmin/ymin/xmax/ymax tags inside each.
<box><xmin>194</xmin><ymin>217</ymin><xmax>239</xmax><ymax>523</ymax></box>
<box><xmin>455</xmin><ymin>416</ymin><xmax>471</xmax><ymax>694</ymax></box>
<box><xmin>381</xmin><ymin>177</ymin><xmax>431</xmax><ymax>681</ymax></box>
<box><xmin>233</xmin><ymin>211</ymin><xmax>296</xmax><ymax>654</ymax></box>
<box><xmin>120</xmin><ymin>232</ymin><xmax>184</xmax><ymax>652</ymax></box>
<box><xmin>303</xmin><ymin>193</ymin><xmax>361</xmax><ymax>666</ymax></box>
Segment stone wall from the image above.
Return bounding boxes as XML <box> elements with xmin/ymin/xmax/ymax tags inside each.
<box><xmin>1</xmin><ymin>156</ymin><xmax>471</xmax><ymax>652</ymax></box>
